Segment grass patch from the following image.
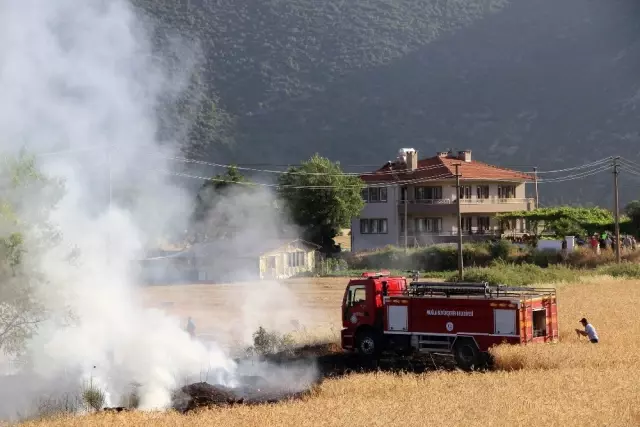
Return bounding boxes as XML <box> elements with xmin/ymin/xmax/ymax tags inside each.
<box><xmin>597</xmin><ymin>261</ymin><xmax>640</xmax><ymax>278</ymax></box>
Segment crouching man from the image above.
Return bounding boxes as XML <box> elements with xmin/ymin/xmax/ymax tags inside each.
<box><xmin>575</xmin><ymin>317</ymin><xmax>598</xmax><ymax>343</ymax></box>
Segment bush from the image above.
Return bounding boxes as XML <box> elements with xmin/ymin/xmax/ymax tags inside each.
<box><xmin>447</xmin><ymin>261</ymin><xmax>583</xmax><ymax>285</ymax></box>
<box><xmin>315</xmin><ymin>257</ymin><xmax>349</xmax><ymax>275</ymax></box>
<box><xmin>489</xmin><ymin>239</ymin><xmax>512</xmax><ymax>260</ymax></box>
<box><xmin>598</xmin><ymin>262</ymin><xmax>640</xmax><ymax>278</ymax></box>
<box><xmin>342</xmin><ymin>241</ymin><xmax>640</xmax><ymax>278</ymax></box>
<box><xmin>82</xmin><ymin>385</ymin><xmax>106</xmax><ymax>411</ymax></box>
<box><xmin>246</xmin><ymin>326</ymin><xmax>296</xmax><ymax>356</ymax></box>
<box><xmin>347</xmin><ymin>243</ymin><xmax>496</xmax><ymax>272</ymax></box>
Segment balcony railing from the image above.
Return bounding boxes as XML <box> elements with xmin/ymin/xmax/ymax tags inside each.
<box><xmin>399</xmin><ymin>197</ymin><xmax>533</xmax><ymax>205</ymax></box>
<box><xmin>400</xmin><ymin>228</ymin><xmax>503</xmax><ymax>236</ymax></box>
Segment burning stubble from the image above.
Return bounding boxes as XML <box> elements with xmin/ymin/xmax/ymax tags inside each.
<box><xmin>0</xmin><ymin>0</ymin><xmax>317</xmax><ymax>419</ymax></box>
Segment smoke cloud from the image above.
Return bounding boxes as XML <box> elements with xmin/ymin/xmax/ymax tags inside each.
<box><xmin>0</xmin><ymin>0</ymin><xmax>317</xmax><ymax>420</ymax></box>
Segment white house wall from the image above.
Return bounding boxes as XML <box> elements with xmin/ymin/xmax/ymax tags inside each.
<box><xmin>351</xmin><ymin>186</ymin><xmax>399</xmax><ymax>252</ymax></box>
<box><xmin>351</xmin><ymin>181</ymin><xmax>531</xmax><ymax>252</ymax></box>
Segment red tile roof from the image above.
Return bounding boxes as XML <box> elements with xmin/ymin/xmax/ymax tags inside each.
<box><xmin>361</xmin><ymin>153</ymin><xmax>534</xmax><ymax>183</ymax></box>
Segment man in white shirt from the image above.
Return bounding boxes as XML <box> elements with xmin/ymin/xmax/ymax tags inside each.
<box><xmin>576</xmin><ymin>318</ymin><xmax>598</xmax><ymax>343</ymax></box>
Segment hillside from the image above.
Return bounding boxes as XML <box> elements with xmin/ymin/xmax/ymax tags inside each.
<box><xmin>131</xmin><ymin>0</ymin><xmax>640</xmax><ymax>205</ymax></box>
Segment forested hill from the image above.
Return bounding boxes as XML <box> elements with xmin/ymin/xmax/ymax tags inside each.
<box><xmin>132</xmin><ymin>0</ymin><xmax>640</xmax><ymax>206</ymax></box>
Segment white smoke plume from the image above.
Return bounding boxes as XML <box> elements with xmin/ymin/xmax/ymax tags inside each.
<box><xmin>0</xmin><ymin>0</ymin><xmax>318</xmax><ymax>419</ymax></box>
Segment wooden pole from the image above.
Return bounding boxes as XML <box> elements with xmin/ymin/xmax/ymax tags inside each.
<box><xmin>454</xmin><ymin>164</ymin><xmax>463</xmax><ymax>280</ymax></box>
<box><xmin>614</xmin><ymin>157</ymin><xmax>621</xmax><ymax>263</ymax></box>
<box><xmin>533</xmin><ymin>166</ymin><xmax>539</xmax><ymax>208</ymax></box>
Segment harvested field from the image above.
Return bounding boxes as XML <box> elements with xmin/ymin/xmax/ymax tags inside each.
<box><xmin>22</xmin><ymin>276</ymin><xmax>640</xmax><ymax>426</ymax></box>
<box><xmin>140</xmin><ymin>277</ymin><xmax>347</xmax><ymax>350</ymax></box>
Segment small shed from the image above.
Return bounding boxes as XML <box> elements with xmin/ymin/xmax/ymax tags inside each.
<box><xmin>136</xmin><ymin>238</ymin><xmax>321</xmax><ymax>284</ymax></box>
<box><xmin>257</xmin><ymin>238</ymin><xmax>321</xmax><ymax>280</ymax></box>
<box><xmin>187</xmin><ymin>238</ymin><xmax>321</xmax><ymax>282</ymax></box>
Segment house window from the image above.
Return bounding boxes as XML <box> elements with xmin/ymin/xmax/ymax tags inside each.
<box><xmin>498</xmin><ymin>185</ymin><xmax>516</xmax><ymax>199</ymax></box>
<box><xmin>462</xmin><ymin>217</ymin><xmax>473</xmax><ymax>232</ymax></box>
<box><xmin>459</xmin><ymin>185</ymin><xmax>472</xmax><ymax>199</ymax></box>
<box><xmin>477</xmin><ymin>216</ymin><xmax>491</xmax><ymax>231</ymax></box>
<box><xmin>476</xmin><ymin>185</ymin><xmax>489</xmax><ymax>199</ymax></box>
<box><xmin>287</xmin><ymin>252</ymin><xmax>306</xmax><ymax>267</ymax></box>
<box><xmin>362</xmin><ymin>187</ymin><xmax>388</xmax><ymax>203</ymax></box>
<box><xmin>400</xmin><ymin>218</ymin><xmax>414</xmax><ymax>233</ymax></box>
<box><xmin>415</xmin><ymin>186</ymin><xmax>443</xmax><ymax>201</ymax></box>
<box><xmin>360</xmin><ymin>218</ymin><xmax>388</xmax><ymax>234</ymax></box>
<box><xmin>415</xmin><ymin>218</ymin><xmax>443</xmax><ymax>233</ymax></box>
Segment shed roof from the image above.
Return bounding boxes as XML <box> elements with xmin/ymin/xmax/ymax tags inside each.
<box><xmin>183</xmin><ymin>238</ymin><xmax>319</xmax><ymax>259</ymax></box>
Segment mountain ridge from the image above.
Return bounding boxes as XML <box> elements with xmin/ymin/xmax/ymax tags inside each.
<box><xmin>131</xmin><ymin>0</ymin><xmax>640</xmax><ymax>206</ymax></box>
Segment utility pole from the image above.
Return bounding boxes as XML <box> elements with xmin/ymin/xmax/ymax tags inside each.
<box><xmin>614</xmin><ymin>156</ymin><xmax>621</xmax><ymax>263</ymax></box>
<box><xmin>106</xmin><ymin>144</ymin><xmax>112</xmax><ymax>267</ymax></box>
<box><xmin>454</xmin><ymin>164</ymin><xmax>463</xmax><ymax>280</ymax></box>
<box><xmin>533</xmin><ymin>166</ymin><xmax>539</xmax><ymax>208</ymax></box>
<box><xmin>404</xmin><ymin>185</ymin><xmax>408</xmax><ymax>252</ymax></box>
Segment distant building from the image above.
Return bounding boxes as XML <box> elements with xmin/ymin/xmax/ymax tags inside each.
<box><xmin>136</xmin><ymin>238</ymin><xmax>320</xmax><ymax>284</ymax></box>
<box><xmin>351</xmin><ymin>148</ymin><xmax>536</xmax><ymax>252</ymax></box>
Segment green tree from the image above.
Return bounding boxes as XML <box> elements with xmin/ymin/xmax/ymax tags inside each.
<box><xmin>624</xmin><ymin>200</ymin><xmax>640</xmax><ymax>236</ymax></box>
<box><xmin>496</xmin><ymin>206</ymin><xmax>631</xmax><ymax>241</ymax></box>
<box><xmin>0</xmin><ymin>151</ymin><xmax>65</xmax><ymax>357</ymax></box>
<box><xmin>277</xmin><ymin>154</ymin><xmax>364</xmax><ymax>252</ymax></box>
<box><xmin>190</xmin><ymin>165</ymin><xmax>254</xmax><ymax>242</ymax></box>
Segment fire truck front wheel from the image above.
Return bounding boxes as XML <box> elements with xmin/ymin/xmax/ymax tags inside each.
<box><xmin>355</xmin><ymin>328</ymin><xmax>381</xmax><ymax>358</ymax></box>
<box><xmin>453</xmin><ymin>339</ymin><xmax>481</xmax><ymax>371</ymax></box>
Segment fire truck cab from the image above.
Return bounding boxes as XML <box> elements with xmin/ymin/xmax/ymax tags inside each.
<box><xmin>341</xmin><ymin>271</ymin><xmax>558</xmax><ymax>370</ymax></box>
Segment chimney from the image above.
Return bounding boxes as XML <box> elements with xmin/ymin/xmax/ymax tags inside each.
<box><xmin>406</xmin><ymin>149</ymin><xmax>418</xmax><ymax>170</ymax></box>
<box><xmin>458</xmin><ymin>150</ymin><xmax>472</xmax><ymax>162</ymax></box>
<box><xmin>437</xmin><ymin>151</ymin><xmax>449</xmax><ymax>158</ymax></box>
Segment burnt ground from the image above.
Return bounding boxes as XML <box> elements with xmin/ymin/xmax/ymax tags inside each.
<box><xmin>262</xmin><ymin>342</ymin><xmax>461</xmax><ymax>378</ymax></box>
<box><xmin>104</xmin><ymin>343</ymin><xmax>462</xmax><ymax>414</ymax></box>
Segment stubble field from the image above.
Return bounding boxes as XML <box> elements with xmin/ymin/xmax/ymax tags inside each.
<box><xmin>21</xmin><ymin>276</ymin><xmax>640</xmax><ymax>427</ymax></box>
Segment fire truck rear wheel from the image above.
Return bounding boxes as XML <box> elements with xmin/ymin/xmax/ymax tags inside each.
<box><xmin>453</xmin><ymin>339</ymin><xmax>480</xmax><ymax>371</ymax></box>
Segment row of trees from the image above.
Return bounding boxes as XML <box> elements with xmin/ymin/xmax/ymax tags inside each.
<box><xmin>496</xmin><ymin>204</ymin><xmax>640</xmax><ymax>240</ymax></box>
<box><xmin>191</xmin><ymin>153</ymin><xmax>365</xmax><ymax>253</ymax></box>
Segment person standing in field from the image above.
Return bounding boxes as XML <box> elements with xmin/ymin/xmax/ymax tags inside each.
<box><xmin>590</xmin><ymin>235</ymin><xmax>599</xmax><ymax>254</ymax></box>
<box><xmin>186</xmin><ymin>316</ymin><xmax>196</xmax><ymax>338</ymax></box>
<box><xmin>575</xmin><ymin>318</ymin><xmax>598</xmax><ymax>343</ymax></box>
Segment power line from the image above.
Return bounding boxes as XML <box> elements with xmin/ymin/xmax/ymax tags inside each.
<box><xmin>532</xmin><ymin>157</ymin><xmax>613</xmax><ymax>174</ymax></box>
<box><xmin>534</xmin><ymin>164</ymin><xmax>613</xmax><ymax>183</ymax></box>
<box><xmin>32</xmin><ymin>145</ymin><xmax>618</xmax><ymax>178</ymax></box>
<box><xmin>158</xmin><ymin>153</ymin><xmax>618</xmax><ymax>178</ymax></box>
<box><xmin>160</xmin><ymin>163</ymin><xmax>613</xmax><ymax>189</ymax></box>
<box><xmin>160</xmin><ymin>169</ymin><xmax>457</xmax><ymax>189</ymax></box>
<box><xmin>159</xmin><ymin>154</ymin><xmax>451</xmax><ymax>177</ymax></box>
<box><xmin>618</xmin><ymin>157</ymin><xmax>640</xmax><ymax>173</ymax></box>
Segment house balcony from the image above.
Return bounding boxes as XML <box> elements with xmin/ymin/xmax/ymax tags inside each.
<box><xmin>397</xmin><ymin>197</ymin><xmax>535</xmax><ymax>215</ymax></box>
<box><xmin>397</xmin><ymin>228</ymin><xmax>525</xmax><ymax>245</ymax></box>
<box><xmin>400</xmin><ymin>228</ymin><xmax>502</xmax><ymax>238</ymax></box>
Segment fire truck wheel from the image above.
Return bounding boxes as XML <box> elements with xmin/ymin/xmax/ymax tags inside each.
<box><xmin>355</xmin><ymin>329</ymin><xmax>380</xmax><ymax>358</ymax></box>
<box><xmin>453</xmin><ymin>339</ymin><xmax>480</xmax><ymax>371</ymax></box>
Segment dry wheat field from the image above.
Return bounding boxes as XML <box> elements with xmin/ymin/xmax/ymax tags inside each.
<box><xmin>21</xmin><ymin>276</ymin><xmax>640</xmax><ymax>427</ymax></box>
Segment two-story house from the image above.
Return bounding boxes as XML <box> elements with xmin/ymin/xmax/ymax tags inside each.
<box><xmin>350</xmin><ymin>148</ymin><xmax>536</xmax><ymax>252</ymax></box>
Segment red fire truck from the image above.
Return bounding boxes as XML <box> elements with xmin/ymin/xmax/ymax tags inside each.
<box><xmin>341</xmin><ymin>271</ymin><xmax>558</xmax><ymax>370</ymax></box>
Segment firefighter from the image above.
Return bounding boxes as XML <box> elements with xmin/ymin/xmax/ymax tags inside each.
<box><xmin>186</xmin><ymin>316</ymin><xmax>196</xmax><ymax>338</ymax></box>
<box><xmin>575</xmin><ymin>318</ymin><xmax>598</xmax><ymax>343</ymax></box>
